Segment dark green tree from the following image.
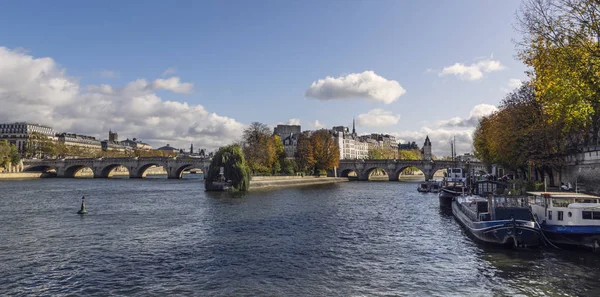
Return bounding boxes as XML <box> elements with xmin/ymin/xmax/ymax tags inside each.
<box><xmin>205</xmin><ymin>144</ymin><xmax>251</xmax><ymax>191</ymax></box>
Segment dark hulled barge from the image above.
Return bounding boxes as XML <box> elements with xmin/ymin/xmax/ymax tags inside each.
<box><xmin>452</xmin><ymin>195</ymin><xmax>542</xmax><ymax>247</ymax></box>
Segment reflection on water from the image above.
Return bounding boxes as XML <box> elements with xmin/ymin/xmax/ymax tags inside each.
<box><xmin>0</xmin><ymin>179</ymin><xmax>599</xmax><ymax>296</ymax></box>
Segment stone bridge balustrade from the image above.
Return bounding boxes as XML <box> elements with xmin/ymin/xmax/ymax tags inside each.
<box><xmin>22</xmin><ymin>157</ymin><xmax>211</xmax><ymax>179</ymax></box>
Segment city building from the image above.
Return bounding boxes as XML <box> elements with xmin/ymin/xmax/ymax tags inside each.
<box><xmin>109</xmin><ymin>130</ymin><xmax>118</xmax><ymax>142</ymax></box>
<box><xmin>156</xmin><ymin>144</ymin><xmax>178</xmax><ymax>153</ymax></box>
<box><xmin>101</xmin><ymin>140</ymin><xmax>130</xmax><ymax>152</ymax></box>
<box><xmin>398</xmin><ymin>141</ymin><xmax>419</xmax><ymax>150</ymax></box>
<box><xmin>56</xmin><ymin>133</ymin><xmax>102</xmax><ymax>150</ymax></box>
<box><xmin>101</xmin><ymin>130</ymin><xmax>130</xmax><ymax>152</ymax></box>
<box><xmin>360</xmin><ymin>133</ymin><xmax>397</xmax><ymax>150</ymax></box>
<box><xmin>121</xmin><ymin>138</ymin><xmax>152</xmax><ymax>151</ymax></box>
<box><xmin>421</xmin><ymin>136</ymin><xmax>432</xmax><ymax>161</ymax></box>
<box><xmin>332</xmin><ymin>119</ymin><xmax>368</xmax><ymax>160</ymax></box>
<box><xmin>273</xmin><ymin>124</ymin><xmax>301</xmax><ymax>158</ymax></box>
<box><xmin>0</xmin><ymin>122</ymin><xmax>56</xmax><ymax>155</ymax></box>
<box><xmin>456</xmin><ymin>152</ymin><xmax>480</xmax><ymax>163</ymax></box>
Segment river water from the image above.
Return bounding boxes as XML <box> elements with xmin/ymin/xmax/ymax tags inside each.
<box><xmin>1</xmin><ymin>177</ymin><xmax>599</xmax><ymax>296</ymax></box>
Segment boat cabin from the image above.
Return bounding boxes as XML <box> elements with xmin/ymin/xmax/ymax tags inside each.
<box><xmin>473</xmin><ymin>180</ymin><xmax>508</xmax><ymax>196</ymax></box>
<box><xmin>528</xmin><ymin>192</ymin><xmax>600</xmax><ymax>227</ymax></box>
<box><xmin>456</xmin><ymin>196</ymin><xmax>531</xmax><ymax>222</ymax></box>
<box><xmin>446</xmin><ymin>168</ymin><xmax>465</xmax><ymax>183</ymax></box>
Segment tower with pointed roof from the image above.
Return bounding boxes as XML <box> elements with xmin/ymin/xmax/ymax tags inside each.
<box><xmin>422</xmin><ymin>136</ymin><xmax>432</xmax><ymax>161</ymax></box>
<box><xmin>352</xmin><ymin>117</ymin><xmax>356</xmax><ymax>136</ymax></box>
<box><xmin>190</xmin><ymin>143</ymin><xmax>194</xmax><ymax>154</ymax></box>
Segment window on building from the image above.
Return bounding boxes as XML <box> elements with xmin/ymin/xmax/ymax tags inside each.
<box><xmin>558</xmin><ymin>211</ymin><xmax>563</xmax><ymax>221</ymax></box>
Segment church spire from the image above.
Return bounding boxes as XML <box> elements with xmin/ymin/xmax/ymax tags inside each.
<box><xmin>352</xmin><ymin>117</ymin><xmax>356</xmax><ymax>135</ymax></box>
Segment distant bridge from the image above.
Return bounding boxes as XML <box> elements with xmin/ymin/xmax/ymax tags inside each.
<box><xmin>23</xmin><ymin>157</ymin><xmax>210</xmax><ymax>179</ymax></box>
<box><xmin>335</xmin><ymin>159</ymin><xmax>489</xmax><ymax>181</ymax></box>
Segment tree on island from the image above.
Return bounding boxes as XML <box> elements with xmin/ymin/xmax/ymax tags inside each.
<box><xmin>295</xmin><ymin>132</ymin><xmax>315</xmax><ymax>174</ymax></box>
<box><xmin>242</xmin><ymin>122</ymin><xmax>275</xmax><ymax>175</ymax></box>
<box><xmin>310</xmin><ymin>130</ymin><xmax>340</xmax><ymax>174</ymax></box>
<box><xmin>205</xmin><ymin>144</ymin><xmax>251</xmax><ymax>191</ymax></box>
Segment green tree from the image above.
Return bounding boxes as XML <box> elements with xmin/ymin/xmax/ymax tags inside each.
<box><xmin>26</xmin><ymin>132</ymin><xmax>54</xmax><ymax>158</ymax></box>
<box><xmin>310</xmin><ymin>130</ymin><xmax>340</xmax><ymax>173</ymax></box>
<box><xmin>272</xmin><ymin>135</ymin><xmax>286</xmax><ymax>174</ymax></box>
<box><xmin>242</xmin><ymin>122</ymin><xmax>275</xmax><ymax>175</ymax></box>
<box><xmin>282</xmin><ymin>158</ymin><xmax>296</xmax><ymax>175</ymax></box>
<box><xmin>205</xmin><ymin>144</ymin><xmax>251</xmax><ymax>191</ymax></box>
<box><xmin>518</xmin><ymin>0</ymin><xmax>600</xmax><ymax>144</ymax></box>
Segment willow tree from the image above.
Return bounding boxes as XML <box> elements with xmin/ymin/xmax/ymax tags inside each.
<box><xmin>205</xmin><ymin>144</ymin><xmax>251</xmax><ymax>191</ymax></box>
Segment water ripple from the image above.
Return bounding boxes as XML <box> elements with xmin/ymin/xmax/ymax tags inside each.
<box><xmin>1</xmin><ymin>179</ymin><xmax>600</xmax><ymax>296</ymax></box>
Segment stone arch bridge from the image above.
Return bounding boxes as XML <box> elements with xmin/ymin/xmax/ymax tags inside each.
<box><xmin>23</xmin><ymin>157</ymin><xmax>210</xmax><ymax>179</ymax></box>
<box><xmin>335</xmin><ymin>159</ymin><xmax>489</xmax><ymax>181</ymax></box>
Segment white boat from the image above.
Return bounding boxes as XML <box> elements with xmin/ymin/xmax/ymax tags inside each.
<box><xmin>529</xmin><ymin>191</ymin><xmax>600</xmax><ymax>249</ymax></box>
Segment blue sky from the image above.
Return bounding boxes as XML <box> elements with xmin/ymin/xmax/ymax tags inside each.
<box><xmin>0</xmin><ymin>0</ymin><xmax>527</xmax><ymax>155</ymax></box>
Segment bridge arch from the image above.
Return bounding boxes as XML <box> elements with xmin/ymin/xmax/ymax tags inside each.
<box><xmin>134</xmin><ymin>163</ymin><xmax>164</xmax><ymax>178</ymax></box>
<box><xmin>63</xmin><ymin>164</ymin><xmax>94</xmax><ymax>178</ymax></box>
<box><xmin>364</xmin><ymin>166</ymin><xmax>390</xmax><ymax>181</ymax></box>
<box><xmin>391</xmin><ymin>165</ymin><xmax>426</xmax><ymax>181</ymax></box>
<box><xmin>340</xmin><ymin>168</ymin><xmax>358</xmax><ymax>178</ymax></box>
<box><xmin>98</xmin><ymin>164</ymin><xmax>130</xmax><ymax>178</ymax></box>
<box><xmin>170</xmin><ymin>164</ymin><xmax>196</xmax><ymax>179</ymax></box>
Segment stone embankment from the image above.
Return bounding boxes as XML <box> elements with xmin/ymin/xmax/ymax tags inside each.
<box><xmin>249</xmin><ymin>176</ymin><xmax>347</xmax><ymax>190</ymax></box>
<box><xmin>0</xmin><ymin>172</ymin><xmax>52</xmax><ymax>179</ymax></box>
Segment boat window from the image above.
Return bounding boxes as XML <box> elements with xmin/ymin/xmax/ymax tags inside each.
<box><xmin>452</xmin><ymin>169</ymin><xmax>461</xmax><ymax>173</ymax></box>
<box><xmin>548</xmin><ymin>211</ymin><xmax>552</xmax><ymax>220</ymax></box>
<box><xmin>552</xmin><ymin>199</ymin><xmax>569</xmax><ymax>208</ymax></box>
<box><xmin>558</xmin><ymin>211</ymin><xmax>563</xmax><ymax>221</ymax></box>
<box><xmin>568</xmin><ymin>212</ymin><xmax>572</xmax><ymax>218</ymax></box>
<box><xmin>580</xmin><ymin>211</ymin><xmax>600</xmax><ymax>220</ymax></box>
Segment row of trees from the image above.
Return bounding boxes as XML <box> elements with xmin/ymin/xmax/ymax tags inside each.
<box><xmin>473</xmin><ymin>84</ymin><xmax>563</xmax><ymax>178</ymax></box>
<box><xmin>242</xmin><ymin>122</ymin><xmax>340</xmax><ymax>176</ymax></box>
<box><xmin>0</xmin><ymin>140</ymin><xmax>20</xmax><ymax>169</ymax></box>
<box><xmin>474</xmin><ymin>0</ymin><xmax>600</xmax><ymax>183</ymax></box>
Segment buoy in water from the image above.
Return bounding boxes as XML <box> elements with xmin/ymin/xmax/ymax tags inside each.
<box><xmin>77</xmin><ymin>196</ymin><xmax>88</xmax><ymax>215</ymax></box>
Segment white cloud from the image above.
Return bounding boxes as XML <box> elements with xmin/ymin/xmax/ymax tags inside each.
<box><xmin>99</xmin><ymin>70</ymin><xmax>119</xmax><ymax>78</ymax></box>
<box><xmin>314</xmin><ymin>120</ymin><xmax>324</xmax><ymax>129</ymax></box>
<box><xmin>356</xmin><ymin>109</ymin><xmax>401</xmax><ymax>127</ymax></box>
<box><xmin>162</xmin><ymin>67</ymin><xmax>176</xmax><ymax>77</ymax></box>
<box><xmin>0</xmin><ymin>46</ymin><xmax>242</xmax><ymax>151</ymax></box>
<box><xmin>305</xmin><ymin>71</ymin><xmax>406</xmax><ymax>104</ymax></box>
<box><xmin>438</xmin><ymin>104</ymin><xmax>498</xmax><ymax>127</ymax></box>
<box><xmin>439</xmin><ymin>59</ymin><xmax>504</xmax><ymax>81</ymax></box>
<box><xmin>508</xmin><ymin>78</ymin><xmax>522</xmax><ymax>90</ymax></box>
<box><xmin>151</xmin><ymin>77</ymin><xmax>193</xmax><ymax>94</ymax></box>
<box><xmin>287</xmin><ymin>118</ymin><xmax>300</xmax><ymax>125</ymax></box>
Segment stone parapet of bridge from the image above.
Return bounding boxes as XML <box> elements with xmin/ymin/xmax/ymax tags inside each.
<box><xmin>335</xmin><ymin>159</ymin><xmax>489</xmax><ymax>181</ymax></box>
<box><xmin>22</xmin><ymin>157</ymin><xmax>210</xmax><ymax>179</ymax></box>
